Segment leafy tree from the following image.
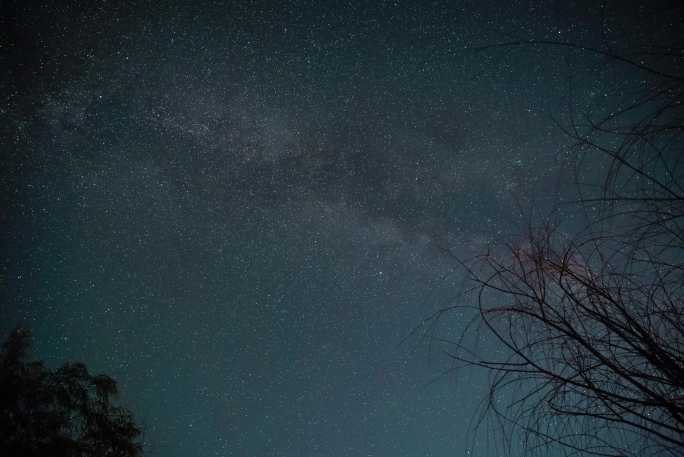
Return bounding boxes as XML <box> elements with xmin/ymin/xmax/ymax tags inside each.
<box><xmin>0</xmin><ymin>328</ymin><xmax>143</xmax><ymax>457</ymax></box>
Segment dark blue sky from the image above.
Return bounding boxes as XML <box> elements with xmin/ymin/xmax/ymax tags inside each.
<box><xmin>2</xmin><ymin>1</ymin><xmax>670</xmax><ymax>456</ymax></box>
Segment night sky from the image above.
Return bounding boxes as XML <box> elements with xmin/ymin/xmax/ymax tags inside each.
<box><xmin>1</xmin><ymin>1</ymin><xmax>670</xmax><ymax>456</ymax></box>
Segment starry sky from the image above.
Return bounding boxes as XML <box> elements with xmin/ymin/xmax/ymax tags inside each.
<box><xmin>1</xmin><ymin>1</ymin><xmax>674</xmax><ymax>456</ymax></box>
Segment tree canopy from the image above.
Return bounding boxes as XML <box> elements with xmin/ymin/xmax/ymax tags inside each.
<box><xmin>0</xmin><ymin>328</ymin><xmax>143</xmax><ymax>457</ymax></box>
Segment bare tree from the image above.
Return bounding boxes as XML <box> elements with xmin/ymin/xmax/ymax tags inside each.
<box><xmin>434</xmin><ymin>5</ymin><xmax>684</xmax><ymax>457</ymax></box>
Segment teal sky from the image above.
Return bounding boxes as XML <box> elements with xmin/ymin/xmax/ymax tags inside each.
<box><xmin>2</xmin><ymin>1</ymin><xmax>669</xmax><ymax>456</ymax></box>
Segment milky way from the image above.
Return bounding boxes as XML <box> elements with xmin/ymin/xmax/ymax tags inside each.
<box><xmin>1</xmin><ymin>1</ymin><xmax>659</xmax><ymax>456</ymax></box>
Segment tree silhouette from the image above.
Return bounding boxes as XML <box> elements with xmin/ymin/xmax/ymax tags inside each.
<box><xmin>430</xmin><ymin>4</ymin><xmax>684</xmax><ymax>457</ymax></box>
<box><xmin>0</xmin><ymin>328</ymin><xmax>143</xmax><ymax>457</ymax></box>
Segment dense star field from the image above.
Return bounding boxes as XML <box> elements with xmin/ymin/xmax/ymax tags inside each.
<box><xmin>2</xmin><ymin>1</ymin><xmax>671</xmax><ymax>456</ymax></box>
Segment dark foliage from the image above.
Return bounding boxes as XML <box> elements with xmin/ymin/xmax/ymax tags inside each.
<box><xmin>0</xmin><ymin>328</ymin><xmax>143</xmax><ymax>457</ymax></box>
